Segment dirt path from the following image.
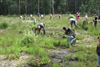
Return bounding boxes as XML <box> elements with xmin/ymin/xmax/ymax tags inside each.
<box><xmin>48</xmin><ymin>48</ymin><xmax>69</xmax><ymax>63</ymax></box>
<box><xmin>0</xmin><ymin>53</ymin><xmax>32</xmax><ymax>67</ymax></box>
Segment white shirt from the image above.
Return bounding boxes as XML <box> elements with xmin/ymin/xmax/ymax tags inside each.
<box><xmin>37</xmin><ymin>23</ymin><xmax>44</xmax><ymax>28</ymax></box>
<box><xmin>41</xmin><ymin>15</ymin><xmax>44</xmax><ymax>17</ymax></box>
<box><xmin>85</xmin><ymin>15</ymin><xmax>88</xmax><ymax>19</ymax></box>
<box><xmin>39</xmin><ymin>23</ymin><xmax>44</xmax><ymax>26</ymax></box>
<box><xmin>69</xmin><ymin>18</ymin><xmax>77</xmax><ymax>23</ymax></box>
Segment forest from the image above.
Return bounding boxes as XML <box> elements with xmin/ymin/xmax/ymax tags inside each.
<box><xmin>0</xmin><ymin>0</ymin><xmax>100</xmax><ymax>15</ymax></box>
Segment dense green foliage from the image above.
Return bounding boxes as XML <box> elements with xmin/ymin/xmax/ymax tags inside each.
<box><xmin>0</xmin><ymin>0</ymin><xmax>100</xmax><ymax>15</ymax></box>
<box><xmin>0</xmin><ymin>22</ymin><xmax>8</xmax><ymax>29</ymax></box>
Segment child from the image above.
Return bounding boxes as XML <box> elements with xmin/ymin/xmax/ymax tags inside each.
<box><xmin>76</xmin><ymin>12</ymin><xmax>80</xmax><ymax>22</ymax></box>
<box><xmin>96</xmin><ymin>33</ymin><xmax>100</xmax><ymax>67</ymax></box>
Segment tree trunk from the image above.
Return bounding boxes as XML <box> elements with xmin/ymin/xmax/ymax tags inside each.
<box><xmin>19</xmin><ymin>0</ymin><xmax>21</xmax><ymax>14</ymax></box>
<box><xmin>52</xmin><ymin>0</ymin><xmax>54</xmax><ymax>14</ymax></box>
<box><xmin>25</xmin><ymin>0</ymin><xmax>27</xmax><ymax>14</ymax></box>
<box><xmin>38</xmin><ymin>0</ymin><xmax>40</xmax><ymax>15</ymax></box>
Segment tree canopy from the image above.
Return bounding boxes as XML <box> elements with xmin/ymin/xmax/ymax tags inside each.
<box><xmin>0</xmin><ymin>0</ymin><xmax>100</xmax><ymax>15</ymax></box>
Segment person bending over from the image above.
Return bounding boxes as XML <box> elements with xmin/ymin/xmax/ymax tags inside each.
<box><xmin>63</xmin><ymin>27</ymin><xmax>76</xmax><ymax>46</ymax></box>
<box><xmin>34</xmin><ymin>23</ymin><xmax>46</xmax><ymax>35</ymax></box>
<box><xmin>69</xmin><ymin>17</ymin><xmax>77</xmax><ymax>28</ymax></box>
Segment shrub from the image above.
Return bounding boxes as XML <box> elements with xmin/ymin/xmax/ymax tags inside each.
<box><xmin>40</xmin><ymin>37</ymin><xmax>55</xmax><ymax>48</ymax></box>
<box><xmin>53</xmin><ymin>63</ymin><xmax>60</xmax><ymax>67</ymax></box>
<box><xmin>21</xmin><ymin>36</ymin><xmax>34</xmax><ymax>47</ymax></box>
<box><xmin>0</xmin><ymin>22</ymin><xmax>8</xmax><ymax>29</ymax></box>
<box><xmin>7</xmin><ymin>54</ymin><xmax>19</xmax><ymax>60</ymax></box>
<box><xmin>53</xmin><ymin>39</ymin><xmax>69</xmax><ymax>48</ymax></box>
<box><xmin>27</xmin><ymin>47</ymin><xmax>51</xmax><ymax>66</ymax></box>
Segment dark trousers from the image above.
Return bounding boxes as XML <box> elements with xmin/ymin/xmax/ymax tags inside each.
<box><xmin>71</xmin><ymin>21</ymin><xmax>77</xmax><ymax>28</ymax></box>
<box><xmin>94</xmin><ymin>21</ymin><xmax>97</xmax><ymax>28</ymax></box>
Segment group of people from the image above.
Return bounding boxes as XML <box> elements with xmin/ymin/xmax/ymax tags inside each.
<box><xmin>31</xmin><ymin>16</ymin><xmax>77</xmax><ymax>47</ymax></box>
<box><xmin>20</xmin><ymin>13</ymin><xmax>100</xmax><ymax>46</ymax></box>
<box><xmin>29</xmin><ymin>12</ymin><xmax>100</xmax><ymax>47</ymax></box>
<box><xmin>20</xmin><ymin>14</ymin><xmax>46</xmax><ymax>35</ymax></box>
<box><xmin>32</xmin><ymin>13</ymin><xmax>100</xmax><ymax>67</ymax></box>
<box><xmin>69</xmin><ymin>12</ymin><xmax>100</xmax><ymax>66</ymax></box>
<box><xmin>20</xmin><ymin>13</ymin><xmax>100</xmax><ymax>66</ymax></box>
<box><xmin>68</xmin><ymin>12</ymin><xmax>81</xmax><ymax>29</ymax></box>
<box><xmin>69</xmin><ymin>12</ymin><xmax>100</xmax><ymax>30</ymax></box>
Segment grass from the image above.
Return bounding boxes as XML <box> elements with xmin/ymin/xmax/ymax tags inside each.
<box><xmin>65</xmin><ymin>46</ymin><xmax>97</xmax><ymax>67</ymax></box>
<box><xmin>0</xmin><ymin>15</ymin><xmax>99</xmax><ymax>66</ymax></box>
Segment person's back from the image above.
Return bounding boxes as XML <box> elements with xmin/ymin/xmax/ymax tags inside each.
<box><xmin>66</xmin><ymin>28</ymin><xmax>75</xmax><ymax>37</ymax></box>
<box><xmin>36</xmin><ymin>23</ymin><xmax>45</xmax><ymax>34</ymax></box>
<box><xmin>63</xmin><ymin>27</ymin><xmax>76</xmax><ymax>46</ymax></box>
<box><xmin>69</xmin><ymin>18</ymin><xmax>76</xmax><ymax>22</ymax></box>
<box><xmin>69</xmin><ymin>18</ymin><xmax>77</xmax><ymax>28</ymax></box>
<box><xmin>37</xmin><ymin>23</ymin><xmax>44</xmax><ymax>28</ymax></box>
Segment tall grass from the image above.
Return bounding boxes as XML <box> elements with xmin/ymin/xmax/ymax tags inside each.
<box><xmin>0</xmin><ymin>16</ymin><xmax>99</xmax><ymax>66</ymax></box>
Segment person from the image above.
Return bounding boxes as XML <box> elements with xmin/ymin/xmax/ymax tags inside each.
<box><xmin>99</xmin><ymin>15</ymin><xmax>100</xmax><ymax>19</ymax></box>
<box><xmin>33</xmin><ymin>17</ymin><xmax>37</xmax><ymax>24</ymax></box>
<box><xmin>58</xmin><ymin>14</ymin><xmax>61</xmax><ymax>19</ymax></box>
<box><xmin>93</xmin><ymin>15</ymin><xmax>98</xmax><ymax>28</ymax></box>
<box><xmin>82</xmin><ymin>14</ymin><xmax>88</xmax><ymax>30</ymax></box>
<box><xmin>20</xmin><ymin>15</ymin><xmax>23</xmax><ymax>20</ymax></box>
<box><xmin>76</xmin><ymin>12</ymin><xmax>80</xmax><ymax>22</ymax></box>
<box><xmin>30</xmin><ymin>15</ymin><xmax>36</xmax><ymax>24</ymax></box>
<box><xmin>34</xmin><ymin>23</ymin><xmax>46</xmax><ymax>35</ymax></box>
<box><xmin>50</xmin><ymin>14</ymin><xmax>53</xmax><ymax>19</ymax></box>
<box><xmin>40</xmin><ymin>14</ymin><xmax>44</xmax><ymax>19</ymax></box>
<box><xmin>84</xmin><ymin>14</ymin><xmax>88</xmax><ymax>21</ymax></box>
<box><xmin>69</xmin><ymin>17</ymin><xmax>77</xmax><ymax>28</ymax></box>
<box><xmin>96</xmin><ymin>33</ymin><xmax>100</xmax><ymax>67</ymax></box>
<box><xmin>63</xmin><ymin>27</ymin><xmax>76</xmax><ymax>46</ymax></box>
